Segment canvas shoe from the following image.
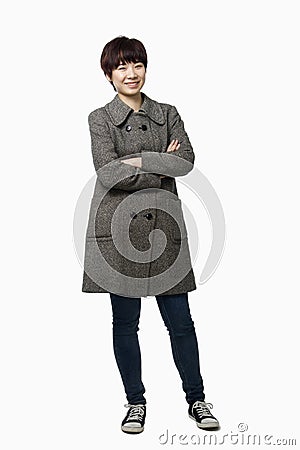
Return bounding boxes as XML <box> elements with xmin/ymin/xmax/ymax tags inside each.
<box><xmin>121</xmin><ymin>403</ymin><xmax>146</xmax><ymax>434</ymax></box>
<box><xmin>188</xmin><ymin>400</ymin><xmax>219</xmax><ymax>429</ymax></box>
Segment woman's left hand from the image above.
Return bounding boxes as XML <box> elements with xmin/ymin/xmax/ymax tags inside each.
<box><xmin>166</xmin><ymin>139</ymin><xmax>180</xmax><ymax>152</ymax></box>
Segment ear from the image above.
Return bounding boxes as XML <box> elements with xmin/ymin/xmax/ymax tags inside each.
<box><xmin>105</xmin><ymin>74</ymin><xmax>112</xmax><ymax>82</ymax></box>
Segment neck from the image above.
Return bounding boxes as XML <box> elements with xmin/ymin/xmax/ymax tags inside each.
<box><xmin>117</xmin><ymin>92</ymin><xmax>143</xmax><ymax>112</ymax></box>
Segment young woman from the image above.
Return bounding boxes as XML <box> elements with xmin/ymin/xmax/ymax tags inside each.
<box><xmin>82</xmin><ymin>36</ymin><xmax>219</xmax><ymax>434</ymax></box>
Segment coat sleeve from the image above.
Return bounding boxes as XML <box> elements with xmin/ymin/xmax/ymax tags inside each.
<box><xmin>88</xmin><ymin>111</ymin><xmax>162</xmax><ymax>191</ymax></box>
<box><xmin>141</xmin><ymin>105</ymin><xmax>195</xmax><ymax>177</ymax></box>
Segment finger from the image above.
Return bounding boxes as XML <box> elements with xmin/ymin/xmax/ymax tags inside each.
<box><xmin>166</xmin><ymin>139</ymin><xmax>180</xmax><ymax>152</ymax></box>
<box><xmin>169</xmin><ymin>141</ymin><xmax>179</xmax><ymax>151</ymax></box>
<box><xmin>168</xmin><ymin>140</ymin><xmax>177</xmax><ymax>150</ymax></box>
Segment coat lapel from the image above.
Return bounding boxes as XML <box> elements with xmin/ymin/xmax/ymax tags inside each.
<box><xmin>105</xmin><ymin>92</ymin><xmax>165</xmax><ymax>126</ymax></box>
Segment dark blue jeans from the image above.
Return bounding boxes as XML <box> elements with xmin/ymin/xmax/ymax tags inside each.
<box><xmin>109</xmin><ymin>292</ymin><xmax>205</xmax><ymax>405</ymax></box>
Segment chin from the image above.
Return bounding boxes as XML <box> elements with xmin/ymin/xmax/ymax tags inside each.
<box><xmin>124</xmin><ymin>89</ymin><xmax>142</xmax><ymax>95</ymax></box>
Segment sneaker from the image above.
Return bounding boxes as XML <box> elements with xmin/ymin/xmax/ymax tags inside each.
<box><xmin>121</xmin><ymin>403</ymin><xmax>146</xmax><ymax>434</ymax></box>
<box><xmin>188</xmin><ymin>401</ymin><xmax>219</xmax><ymax>430</ymax></box>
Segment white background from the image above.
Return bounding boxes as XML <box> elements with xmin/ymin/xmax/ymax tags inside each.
<box><xmin>1</xmin><ymin>1</ymin><xmax>299</xmax><ymax>449</ymax></box>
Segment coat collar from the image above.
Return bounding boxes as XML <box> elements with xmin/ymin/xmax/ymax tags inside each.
<box><xmin>105</xmin><ymin>92</ymin><xmax>165</xmax><ymax>126</ymax></box>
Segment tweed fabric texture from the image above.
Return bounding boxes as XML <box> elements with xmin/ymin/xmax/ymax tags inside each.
<box><xmin>82</xmin><ymin>92</ymin><xmax>197</xmax><ymax>297</ymax></box>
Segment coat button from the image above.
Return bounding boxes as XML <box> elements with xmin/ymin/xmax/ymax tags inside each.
<box><xmin>126</xmin><ymin>125</ymin><xmax>132</xmax><ymax>132</ymax></box>
<box><xmin>139</xmin><ymin>124</ymin><xmax>147</xmax><ymax>131</ymax></box>
<box><xmin>144</xmin><ymin>212</ymin><xmax>153</xmax><ymax>220</ymax></box>
<box><xmin>130</xmin><ymin>212</ymin><xmax>137</xmax><ymax>219</ymax></box>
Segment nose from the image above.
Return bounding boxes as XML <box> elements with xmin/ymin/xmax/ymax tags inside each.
<box><xmin>126</xmin><ymin>64</ymin><xmax>138</xmax><ymax>79</ymax></box>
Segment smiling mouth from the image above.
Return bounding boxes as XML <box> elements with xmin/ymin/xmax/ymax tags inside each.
<box><xmin>125</xmin><ymin>81</ymin><xmax>140</xmax><ymax>86</ymax></box>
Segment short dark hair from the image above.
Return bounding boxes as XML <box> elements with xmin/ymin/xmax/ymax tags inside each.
<box><xmin>100</xmin><ymin>36</ymin><xmax>148</xmax><ymax>91</ymax></box>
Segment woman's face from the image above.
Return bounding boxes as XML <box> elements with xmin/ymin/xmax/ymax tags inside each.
<box><xmin>106</xmin><ymin>61</ymin><xmax>146</xmax><ymax>96</ymax></box>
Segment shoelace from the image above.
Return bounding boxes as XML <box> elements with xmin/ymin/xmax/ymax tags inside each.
<box><xmin>193</xmin><ymin>401</ymin><xmax>213</xmax><ymax>417</ymax></box>
<box><xmin>124</xmin><ymin>403</ymin><xmax>145</xmax><ymax>422</ymax></box>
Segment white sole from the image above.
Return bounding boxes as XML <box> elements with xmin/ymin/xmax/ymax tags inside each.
<box><xmin>121</xmin><ymin>425</ymin><xmax>144</xmax><ymax>434</ymax></box>
<box><xmin>188</xmin><ymin>414</ymin><xmax>220</xmax><ymax>429</ymax></box>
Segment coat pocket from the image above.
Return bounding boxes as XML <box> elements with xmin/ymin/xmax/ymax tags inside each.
<box><xmin>86</xmin><ymin>196</ymin><xmax>115</xmax><ymax>239</ymax></box>
<box><xmin>86</xmin><ymin>235</ymin><xmax>113</xmax><ymax>241</ymax></box>
<box><xmin>166</xmin><ymin>197</ymin><xmax>188</xmax><ymax>243</ymax></box>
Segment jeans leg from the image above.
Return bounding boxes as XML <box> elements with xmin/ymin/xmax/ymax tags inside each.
<box><xmin>110</xmin><ymin>293</ymin><xmax>146</xmax><ymax>405</ymax></box>
<box><xmin>156</xmin><ymin>293</ymin><xmax>205</xmax><ymax>404</ymax></box>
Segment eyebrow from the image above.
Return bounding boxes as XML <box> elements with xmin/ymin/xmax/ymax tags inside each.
<box><xmin>118</xmin><ymin>61</ymin><xmax>142</xmax><ymax>66</ymax></box>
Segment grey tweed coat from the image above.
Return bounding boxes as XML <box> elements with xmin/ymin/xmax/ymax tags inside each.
<box><xmin>82</xmin><ymin>92</ymin><xmax>197</xmax><ymax>297</ymax></box>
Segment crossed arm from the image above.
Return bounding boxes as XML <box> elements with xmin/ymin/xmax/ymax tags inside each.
<box><xmin>121</xmin><ymin>139</ymin><xmax>180</xmax><ymax>177</ymax></box>
<box><xmin>88</xmin><ymin>106</ymin><xmax>194</xmax><ymax>191</ymax></box>
<box><xmin>121</xmin><ymin>105</ymin><xmax>195</xmax><ymax>178</ymax></box>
